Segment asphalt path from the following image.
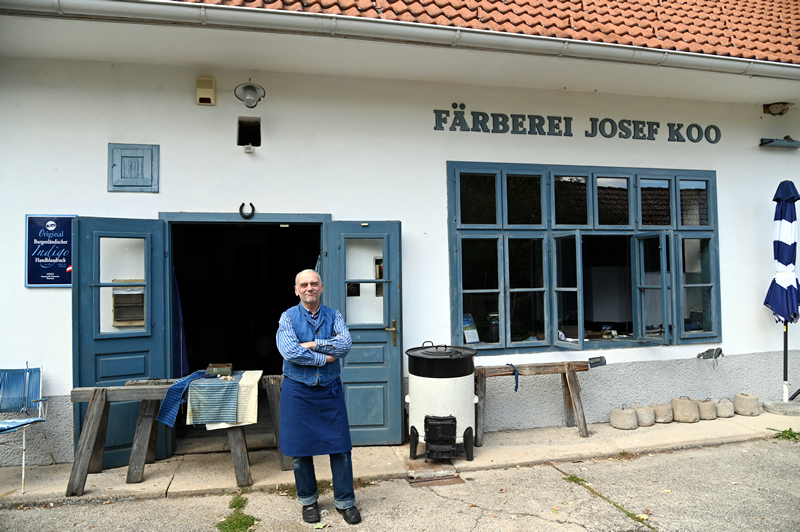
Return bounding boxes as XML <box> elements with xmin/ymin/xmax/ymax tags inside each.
<box><xmin>2</xmin><ymin>438</ymin><xmax>798</xmax><ymax>532</ymax></box>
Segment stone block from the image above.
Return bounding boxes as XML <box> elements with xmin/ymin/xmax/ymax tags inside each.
<box><xmin>631</xmin><ymin>404</ymin><xmax>655</xmax><ymax>427</ymax></box>
<box><xmin>671</xmin><ymin>397</ymin><xmax>700</xmax><ymax>423</ymax></box>
<box><xmin>610</xmin><ymin>407</ymin><xmax>638</xmax><ymax>430</ymax></box>
<box><xmin>734</xmin><ymin>393</ymin><xmax>760</xmax><ymax>416</ymax></box>
<box><xmin>716</xmin><ymin>398</ymin><xmax>735</xmax><ymax>418</ymax></box>
<box><xmin>651</xmin><ymin>403</ymin><xmax>673</xmax><ymax>423</ymax></box>
<box><xmin>695</xmin><ymin>399</ymin><xmax>717</xmax><ymax>420</ymax></box>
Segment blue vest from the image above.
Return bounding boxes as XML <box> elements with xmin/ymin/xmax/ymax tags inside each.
<box><xmin>283</xmin><ymin>303</ymin><xmax>341</xmax><ymax>386</ymax></box>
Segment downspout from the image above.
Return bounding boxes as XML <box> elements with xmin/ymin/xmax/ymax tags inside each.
<box><xmin>2</xmin><ymin>0</ymin><xmax>800</xmax><ymax>82</ymax></box>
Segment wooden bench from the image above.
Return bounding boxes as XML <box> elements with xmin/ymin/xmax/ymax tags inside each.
<box><xmin>473</xmin><ymin>361</ymin><xmax>590</xmax><ymax>446</ymax></box>
<box><xmin>67</xmin><ymin>379</ymin><xmax>253</xmax><ymax>497</ymax></box>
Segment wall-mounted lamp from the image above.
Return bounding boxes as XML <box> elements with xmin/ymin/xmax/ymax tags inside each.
<box><xmin>234</xmin><ymin>83</ymin><xmax>266</xmax><ymax>108</ymax></box>
<box><xmin>760</xmin><ymin>135</ymin><xmax>800</xmax><ymax>149</ymax></box>
<box><xmin>763</xmin><ymin>102</ymin><xmax>794</xmax><ymax>116</ymax></box>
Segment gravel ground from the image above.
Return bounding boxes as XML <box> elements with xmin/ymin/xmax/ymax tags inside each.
<box><xmin>2</xmin><ymin>438</ymin><xmax>798</xmax><ymax>532</ymax></box>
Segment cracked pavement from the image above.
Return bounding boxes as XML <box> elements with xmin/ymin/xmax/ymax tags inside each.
<box><xmin>2</xmin><ymin>438</ymin><xmax>798</xmax><ymax>531</ymax></box>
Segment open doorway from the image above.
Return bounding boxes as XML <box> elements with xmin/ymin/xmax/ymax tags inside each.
<box><xmin>170</xmin><ymin>222</ymin><xmax>321</xmax><ymax>452</ymax></box>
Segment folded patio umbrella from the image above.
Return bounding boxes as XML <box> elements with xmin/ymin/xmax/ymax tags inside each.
<box><xmin>763</xmin><ymin>180</ymin><xmax>800</xmax><ymax>402</ymax></box>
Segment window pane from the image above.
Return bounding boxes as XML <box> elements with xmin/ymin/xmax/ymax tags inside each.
<box><xmin>460</xmin><ymin>174</ymin><xmax>496</xmax><ymax>225</ymax></box>
<box><xmin>683</xmin><ymin>238</ymin><xmax>711</xmax><ymax>284</ymax></box>
<box><xmin>510</xmin><ymin>292</ymin><xmax>545</xmax><ymax>342</ymax></box>
<box><xmin>509</xmin><ymin>238</ymin><xmax>543</xmax><ymax>289</ymax></box>
<box><xmin>680</xmin><ymin>181</ymin><xmax>709</xmax><ymax>226</ymax></box>
<box><xmin>99</xmin><ymin>237</ymin><xmax>145</xmax><ymax>283</ymax></box>
<box><xmin>554</xmin><ymin>176</ymin><xmax>588</xmax><ymax>225</ymax></box>
<box><xmin>462</xmin><ymin>239</ymin><xmax>498</xmax><ymax>290</ymax></box>
<box><xmin>642</xmin><ymin>289</ymin><xmax>664</xmax><ymax>336</ymax></box>
<box><xmin>641</xmin><ymin>179</ymin><xmax>671</xmax><ymax>226</ymax></box>
<box><xmin>345</xmin><ymin>238</ymin><xmax>385</xmax><ymax>324</ymax></box>
<box><xmin>556</xmin><ymin>291</ymin><xmax>580</xmax><ymax>341</ymax></box>
<box><xmin>554</xmin><ymin>235</ymin><xmax>577</xmax><ymax>288</ymax></box>
<box><xmin>583</xmin><ymin>236</ymin><xmax>632</xmax><ymax>337</ymax></box>
<box><xmin>597</xmin><ymin>177</ymin><xmax>629</xmax><ymax>226</ymax></box>
<box><xmin>463</xmin><ymin>293</ymin><xmax>500</xmax><ymax>343</ymax></box>
<box><xmin>507</xmin><ymin>175</ymin><xmax>542</xmax><ymax>225</ymax></box>
<box><xmin>684</xmin><ymin>287</ymin><xmax>713</xmax><ymax>333</ymax></box>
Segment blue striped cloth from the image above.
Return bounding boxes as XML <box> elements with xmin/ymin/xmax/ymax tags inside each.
<box><xmin>186</xmin><ymin>372</ymin><xmax>242</xmax><ymax>425</ymax></box>
<box><xmin>156</xmin><ymin>370</ymin><xmax>206</xmax><ymax>428</ymax></box>
<box><xmin>765</xmin><ymin>181</ymin><xmax>800</xmax><ymax>323</ymax></box>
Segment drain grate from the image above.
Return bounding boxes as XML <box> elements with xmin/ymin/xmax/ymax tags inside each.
<box><xmin>407</xmin><ymin>475</ymin><xmax>464</xmax><ymax>488</ymax></box>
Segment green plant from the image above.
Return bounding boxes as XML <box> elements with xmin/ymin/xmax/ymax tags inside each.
<box><xmin>563</xmin><ymin>474</ymin><xmax>585</xmax><ymax>484</ymax></box>
<box><xmin>768</xmin><ymin>427</ymin><xmax>800</xmax><ymax>443</ymax></box>
<box><xmin>216</xmin><ymin>493</ymin><xmax>259</xmax><ymax>532</ymax></box>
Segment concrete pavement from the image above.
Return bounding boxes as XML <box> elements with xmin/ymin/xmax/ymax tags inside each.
<box><xmin>0</xmin><ymin>410</ymin><xmax>795</xmax><ymax>509</ymax></box>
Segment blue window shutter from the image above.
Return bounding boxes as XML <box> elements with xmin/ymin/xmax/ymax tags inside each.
<box><xmin>108</xmin><ymin>144</ymin><xmax>159</xmax><ymax>192</ymax></box>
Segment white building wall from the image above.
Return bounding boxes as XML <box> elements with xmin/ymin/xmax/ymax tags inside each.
<box><xmin>1</xmin><ymin>57</ymin><xmax>798</xmax><ymax>463</ymax></box>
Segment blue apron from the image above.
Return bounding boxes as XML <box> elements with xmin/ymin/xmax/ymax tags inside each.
<box><xmin>279</xmin><ymin>376</ymin><xmax>352</xmax><ymax>458</ymax></box>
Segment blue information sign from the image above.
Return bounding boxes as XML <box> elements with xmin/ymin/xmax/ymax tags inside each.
<box><xmin>25</xmin><ymin>215</ymin><xmax>75</xmax><ymax>287</ymax></box>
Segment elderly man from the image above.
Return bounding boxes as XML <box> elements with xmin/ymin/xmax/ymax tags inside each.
<box><xmin>276</xmin><ymin>269</ymin><xmax>361</xmax><ymax>525</ymax></box>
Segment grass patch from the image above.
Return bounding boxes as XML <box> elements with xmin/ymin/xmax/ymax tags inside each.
<box><xmin>769</xmin><ymin>428</ymin><xmax>800</xmax><ymax>443</ymax></box>
<box><xmin>563</xmin><ymin>474</ymin><xmax>585</xmax><ymax>484</ymax></box>
<box><xmin>216</xmin><ymin>492</ymin><xmax>259</xmax><ymax>532</ymax></box>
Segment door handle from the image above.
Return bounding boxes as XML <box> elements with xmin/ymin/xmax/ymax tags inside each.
<box><xmin>385</xmin><ymin>320</ymin><xmax>397</xmax><ymax>347</ymax></box>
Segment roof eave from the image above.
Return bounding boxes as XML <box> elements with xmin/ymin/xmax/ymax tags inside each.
<box><xmin>2</xmin><ymin>0</ymin><xmax>799</xmax><ymax>82</ymax></box>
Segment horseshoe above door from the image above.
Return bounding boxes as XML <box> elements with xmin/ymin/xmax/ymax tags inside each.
<box><xmin>239</xmin><ymin>203</ymin><xmax>255</xmax><ymax>219</ymax></box>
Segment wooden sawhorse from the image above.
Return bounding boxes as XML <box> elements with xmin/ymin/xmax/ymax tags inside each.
<box><xmin>474</xmin><ymin>361</ymin><xmax>590</xmax><ymax>446</ymax></box>
<box><xmin>67</xmin><ymin>380</ymin><xmax>252</xmax><ymax>497</ymax></box>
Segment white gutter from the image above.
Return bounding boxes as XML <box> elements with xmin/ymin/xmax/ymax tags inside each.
<box><xmin>2</xmin><ymin>0</ymin><xmax>800</xmax><ymax>82</ymax></box>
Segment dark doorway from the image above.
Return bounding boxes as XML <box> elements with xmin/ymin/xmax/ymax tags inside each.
<box><xmin>169</xmin><ymin>222</ymin><xmax>320</xmax><ymax>453</ymax></box>
<box><xmin>171</xmin><ymin>222</ymin><xmax>321</xmax><ymax>377</ymax></box>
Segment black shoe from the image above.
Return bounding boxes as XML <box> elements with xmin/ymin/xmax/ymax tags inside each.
<box><xmin>337</xmin><ymin>506</ymin><xmax>362</xmax><ymax>524</ymax></box>
<box><xmin>302</xmin><ymin>502</ymin><xmax>320</xmax><ymax>523</ymax></box>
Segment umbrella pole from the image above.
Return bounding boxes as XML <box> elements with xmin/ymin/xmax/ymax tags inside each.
<box><xmin>784</xmin><ymin>323</ymin><xmax>789</xmax><ymax>403</ymax></box>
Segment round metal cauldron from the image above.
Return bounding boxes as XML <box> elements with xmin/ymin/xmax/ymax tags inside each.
<box><xmin>405</xmin><ymin>342</ymin><xmax>478</xmax><ymax>462</ymax></box>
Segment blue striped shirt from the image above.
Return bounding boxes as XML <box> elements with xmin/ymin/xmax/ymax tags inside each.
<box><xmin>277</xmin><ymin>307</ymin><xmax>352</xmax><ymax>367</ymax></box>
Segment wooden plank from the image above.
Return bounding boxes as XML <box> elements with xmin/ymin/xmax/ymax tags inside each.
<box><xmin>125</xmin><ymin>379</ymin><xmax>175</xmax><ymax>386</ymax></box>
<box><xmin>126</xmin><ymin>399</ymin><xmax>159</xmax><ymax>484</ymax></box>
<box><xmin>227</xmin><ymin>427</ymin><xmax>252</xmax><ymax>487</ymax></box>
<box><xmin>264</xmin><ymin>375</ymin><xmax>292</xmax><ymax>471</ymax></box>
<box><xmin>145</xmin><ymin>402</ymin><xmax>159</xmax><ymax>465</ymax></box>
<box><xmin>483</xmin><ymin>361</ymin><xmax>589</xmax><ymax>378</ymax></box>
<box><xmin>88</xmin><ymin>399</ymin><xmax>110</xmax><ymax>474</ymax></box>
<box><xmin>474</xmin><ymin>367</ymin><xmax>486</xmax><ymax>447</ymax></box>
<box><xmin>66</xmin><ymin>388</ymin><xmax>107</xmax><ymax>497</ymax></box>
<box><xmin>71</xmin><ymin>386</ymin><xmax>171</xmax><ymax>402</ymax></box>
<box><xmin>564</xmin><ymin>363</ymin><xmax>589</xmax><ymax>438</ymax></box>
<box><xmin>561</xmin><ymin>373</ymin><xmax>576</xmax><ymax>428</ymax></box>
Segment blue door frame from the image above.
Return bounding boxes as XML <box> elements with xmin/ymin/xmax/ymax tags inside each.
<box><xmin>73</xmin><ymin>213</ymin><xmax>402</xmax><ymax>465</ymax></box>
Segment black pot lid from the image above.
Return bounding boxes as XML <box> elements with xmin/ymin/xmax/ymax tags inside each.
<box><xmin>405</xmin><ymin>343</ymin><xmax>477</xmax><ymax>359</ymax></box>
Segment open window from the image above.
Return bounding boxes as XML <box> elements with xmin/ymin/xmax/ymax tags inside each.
<box><xmin>448</xmin><ymin>162</ymin><xmax>720</xmax><ymax>353</ymax></box>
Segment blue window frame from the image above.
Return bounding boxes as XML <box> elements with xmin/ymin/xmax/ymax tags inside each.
<box><xmin>448</xmin><ymin>162</ymin><xmax>721</xmax><ymax>353</ymax></box>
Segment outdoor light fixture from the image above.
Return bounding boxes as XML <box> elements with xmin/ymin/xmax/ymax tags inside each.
<box><xmin>234</xmin><ymin>83</ymin><xmax>265</xmax><ymax>108</ymax></box>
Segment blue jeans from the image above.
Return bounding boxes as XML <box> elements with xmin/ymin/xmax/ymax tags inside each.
<box><xmin>293</xmin><ymin>452</ymin><xmax>355</xmax><ymax>510</ymax></box>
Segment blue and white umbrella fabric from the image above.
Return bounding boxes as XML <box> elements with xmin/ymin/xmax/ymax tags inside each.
<box><xmin>763</xmin><ymin>180</ymin><xmax>800</xmax><ymax>402</ymax></box>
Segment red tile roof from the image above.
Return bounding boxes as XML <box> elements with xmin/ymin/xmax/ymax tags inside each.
<box><xmin>172</xmin><ymin>0</ymin><xmax>800</xmax><ymax>64</ymax></box>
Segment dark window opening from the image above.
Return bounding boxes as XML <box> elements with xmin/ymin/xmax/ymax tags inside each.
<box><xmin>582</xmin><ymin>236</ymin><xmax>632</xmax><ymax>338</ymax></box>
